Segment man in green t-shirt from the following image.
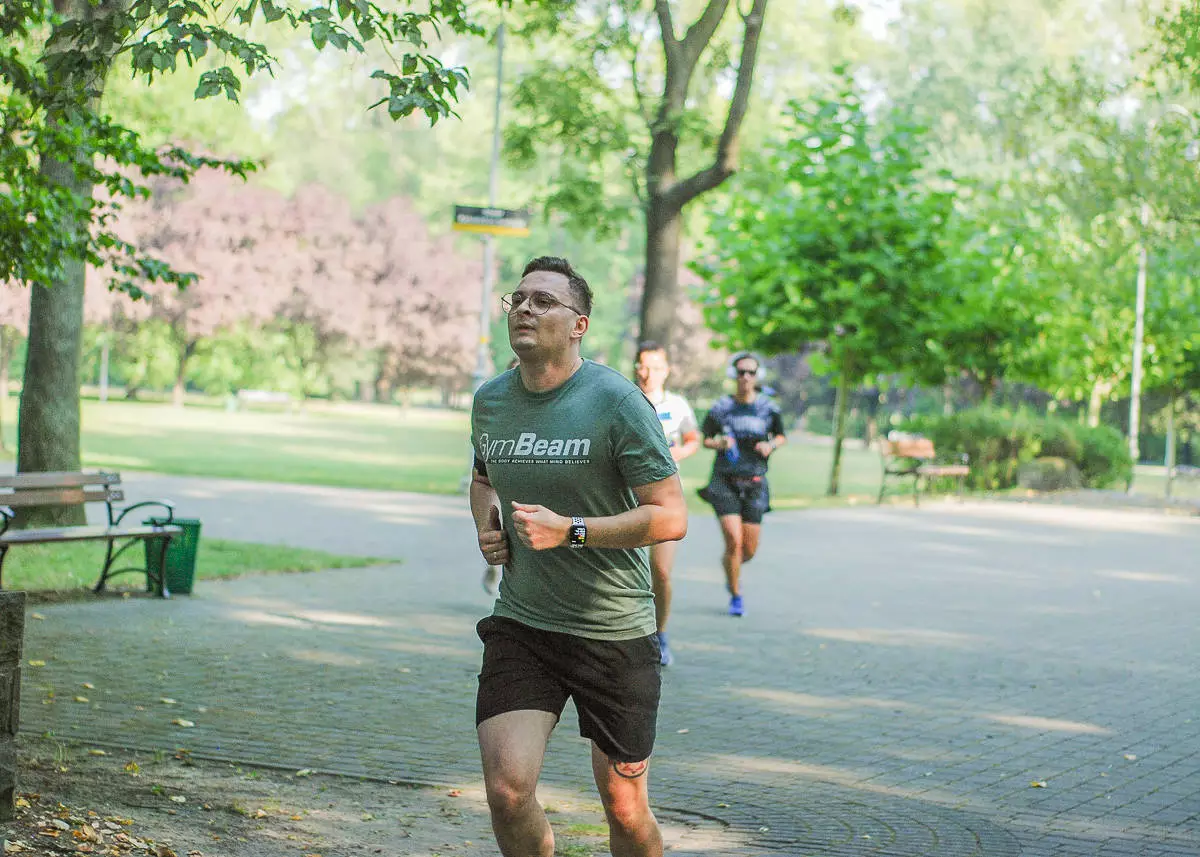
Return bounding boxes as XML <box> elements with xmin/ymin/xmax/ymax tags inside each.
<box><xmin>470</xmin><ymin>256</ymin><xmax>687</xmax><ymax>857</ymax></box>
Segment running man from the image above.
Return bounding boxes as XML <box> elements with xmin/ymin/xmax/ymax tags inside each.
<box><xmin>633</xmin><ymin>341</ymin><xmax>699</xmax><ymax>667</ymax></box>
<box><xmin>699</xmin><ymin>351</ymin><xmax>786</xmax><ymax>617</ymax></box>
<box><xmin>470</xmin><ymin>256</ymin><xmax>688</xmax><ymax>857</ymax></box>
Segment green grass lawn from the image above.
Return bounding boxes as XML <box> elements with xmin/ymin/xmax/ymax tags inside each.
<box><xmin>0</xmin><ymin>394</ymin><xmax>1185</xmax><ymax>505</ymax></box>
<box><xmin>1</xmin><ymin>537</ymin><xmax>394</xmax><ymax>593</ymax></box>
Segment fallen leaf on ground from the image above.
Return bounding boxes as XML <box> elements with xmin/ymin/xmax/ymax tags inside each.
<box><xmin>73</xmin><ymin>696</ymin><xmax>89</xmax><ymax>703</ymax></box>
<box><xmin>81</xmin><ymin>683</ymin><xmax>94</xmax><ymax>690</ymax></box>
<box><xmin>676</xmin><ymin>728</ymin><xmax>689</xmax><ymax>734</ymax></box>
<box><xmin>169</xmin><ymin>796</ymin><xmax>187</xmax><ymax>804</ymax></box>
<box><xmin>1030</xmin><ymin>780</ymin><xmax>1047</xmax><ymax>788</ymax></box>
<box><xmin>1123</xmin><ymin>753</ymin><xmax>1137</xmax><ymax>761</ymax></box>
<box><xmin>30</xmin><ymin>613</ymin><xmax>45</xmax><ymax>620</ymax></box>
<box><xmin>447</xmin><ymin>790</ymin><xmax>462</xmax><ymax>798</ymax></box>
<box><xmin>28</xmin><ymin>660</ymin><xmax>45</xmax><ymax>667</ymax></box>
<box><xmin>170</xmin><ymin>719</ymin><xmax>195</xmax><ymax>728</ymax></box>
<box><xmin>124</xmin><ymin>761</ymin><xmax>141</xmax><ymax>775</ymax></box>
<box><xmin>87</xmin><ymin>749</ymin><xmax>106</xmax><ymax>756</ymax></box>
<box><xmin>160</xmin><ymin>698</ymin><xmax>177</xmax><ymax>705</ymax></box>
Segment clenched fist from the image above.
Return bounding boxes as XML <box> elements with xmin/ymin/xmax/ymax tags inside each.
<box><xmin>511</xmin><ymin>501</ymin><xmax>570</xmax><ymax>550</ymax></box>
<box><xmin>478</xmin><ymin>506</ymin><xmax>510</xmax><ymax>567</ymax></box>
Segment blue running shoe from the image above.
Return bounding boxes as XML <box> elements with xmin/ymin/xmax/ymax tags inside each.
<box><xmin>729</xmin><ymin>594</ymin><xmax>744</xmax><ymax>617</ymax></box>
<box><xmin>656</xmin><ymin>632</ymin><xmax>674</xmax><ymax>667</ymax></box>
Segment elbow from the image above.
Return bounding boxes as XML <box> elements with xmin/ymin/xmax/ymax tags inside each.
<box><xmin>665</xmin><ymin>506</ymin><xmax>688</xmax><ymax>542</ymax></box>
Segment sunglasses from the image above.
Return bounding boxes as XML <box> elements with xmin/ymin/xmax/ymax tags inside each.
<box><xmin>735</xmin><ymin>368</ymin><xmax>758</xmax><ymax>377</ymax></box>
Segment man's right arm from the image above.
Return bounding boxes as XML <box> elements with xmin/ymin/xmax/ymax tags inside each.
<box><xmin>471</xmin><ymin>468</ymin><xmax>510</xmax><ymax>567</ymax></box>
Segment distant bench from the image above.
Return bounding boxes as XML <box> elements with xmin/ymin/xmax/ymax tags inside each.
<box><xmin>1170</xmin><ymin>464</ymin><xmax>1200</xmax><ymax>482</ymax></box>
<box><xmin>879</xmin><ymin>436</ymin><xmax>971</xmax><ymax>506</ymax></box>
<box><xmin>236</xmin><ymin>389</ymin><xmax>294</xmax><ymax>410</ymax></box>
<box><xmin>0</xmin><ymin>472</ymin><xmax>180</xmax><ymax>596</ymax></box>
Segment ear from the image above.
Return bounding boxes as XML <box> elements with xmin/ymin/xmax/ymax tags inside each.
<box><xmin>571</xmin><ymin>314</ymin><xmax>589</xmax><ymax>341</ymax></box>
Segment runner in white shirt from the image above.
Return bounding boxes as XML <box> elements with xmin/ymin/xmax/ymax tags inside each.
<box><xmin>634</xmin><ymin>342</ymin><xmax>700</xmax><ymax>666</ymax></box>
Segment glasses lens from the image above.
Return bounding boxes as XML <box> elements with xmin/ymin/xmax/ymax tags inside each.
<box><xmin>737</xmin><ymin>369</ymin><xmax>757</xmax><ymax>377</ymax></box>
<box><xmin>530</xmin><ymin>292</ymin><xmax>556</xmax><ymax>313</ymax></box>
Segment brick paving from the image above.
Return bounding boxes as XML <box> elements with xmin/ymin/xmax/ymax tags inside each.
<box><xmin>17</xmin><ymin>473</ymin><xmax>1200</xmax><ymax>855</ymax></box>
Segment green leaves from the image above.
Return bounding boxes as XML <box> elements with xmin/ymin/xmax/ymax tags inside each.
<box><xmin>698</xmin><ymin>73</ymin><xmax>957</xmax><ymax>390</ymax></box>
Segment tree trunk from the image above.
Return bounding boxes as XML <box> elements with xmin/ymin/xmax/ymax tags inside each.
<box><xmin>17</xmin><ymin>0</ymin><xmax>126</xmax><ymax>526</ymax></box>
<box><xmin>172</xmin><ymin>339</ymin><xmax>195</xmax><ymax>408</ymax></box>
<box><xmin>1165</xmin><ymin>393</ymin><xmax>1176</xmax><ymax>500</ymax></box>
<box><xmin>0</xmin><ymin>327</ymin><xmax>10</xmax><ymax>453</ymax></box>
<box><xmin>18</xmin><ymin>279</ymin><xmax>86</xmax><ymax>525</ymax></box>
<box><xmin>827</xmin><ymin>359</ymin><xmax>852</xmax><ymax>497</ymax></box>
<box><xmin>637</xmin><ymin>0</ymin><xmax>768</xmax><ymax>349</ymax></box>
<box><xmin>640</xmin><ymin>200</ymin><xmax>683</xmax><ymax>346</ymax></box>
<box><xmin>1087</xmin><ymin>379</ymin><xmax>1109</xmax><ymax>428</ymax></box>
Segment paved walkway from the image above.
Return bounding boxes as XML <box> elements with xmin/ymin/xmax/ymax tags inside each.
<box><xmin>19</xmin><ymin>473</ymin><xmax>1200</xmax><ymax>856</ymax></box>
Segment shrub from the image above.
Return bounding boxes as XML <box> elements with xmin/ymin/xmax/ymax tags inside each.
<box><xmin>900</xmin><ymin>407</ymin><xmax>1132</xmax><ymax>491</ymax></box>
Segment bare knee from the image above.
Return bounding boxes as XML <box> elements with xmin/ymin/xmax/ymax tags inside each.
<box><xmin>721</xmin><ymin>532</ymin><xmax>743</xmax><ymax>557</ymax></box>
<box><xmin>486</xmin><ymin>774</ymin><xmax>538</xmax><ymax>820</ymax></box>
<box><xmin>741</xmin><ymin>544</ymin><xmax>757</xmax><ymax>562</ymax></box>
<box><xmin>603</xmin><ymin>792</ymin><xmax>652</xmax><ymax>835</ymax></box>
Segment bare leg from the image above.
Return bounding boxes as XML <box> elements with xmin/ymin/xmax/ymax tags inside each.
<box><xmin>649</xmin><ymin>541</ymin><xmax>676</xmax><ymax>633</ymax></box>
<box><xmin>591</xmin><ymin>745</ymin><xmax>663</xmax><ymax>857</ymax></box>
<box><xmin>478</xmin><ymin>710</ymin><xmax>559</xmax><ymax>857</ymax></box>
<box><xmin>741</xmin><ymin>522</ymin><xmax>762</xmax><ymax>564</ymax></box>
<box><xmin>718</xmin><ymin>514</ymin><xmax>744</xmax><ymax>596</ymax></box>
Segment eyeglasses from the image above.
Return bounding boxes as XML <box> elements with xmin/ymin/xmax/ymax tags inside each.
<box><xmin>735</xmin><ymin>368</ymin><xmax>758</xmax><ymax>377</ymax></box>
<box><xmin>501</xmin><ymin>290</ymin><xmax>583</xmax><ymax>316</ymax></box>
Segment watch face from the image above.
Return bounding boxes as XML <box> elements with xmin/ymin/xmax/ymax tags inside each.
<box><xmin>569</xmin><ymin>518</ymin><xmax>586</xmax><ymax>548</ymax></box>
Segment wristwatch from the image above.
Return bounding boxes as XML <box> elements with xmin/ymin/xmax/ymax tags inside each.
<box><xmin>568</xmin><ymin>516</ymin><xmax>587</xmax><ymax>549</ymax></box>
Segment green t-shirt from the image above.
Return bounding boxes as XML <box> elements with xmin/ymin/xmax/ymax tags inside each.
<box><xmin>471</xmin><ymin>360</ymin><xmax>678</xmax><ymax>640</ymax></box>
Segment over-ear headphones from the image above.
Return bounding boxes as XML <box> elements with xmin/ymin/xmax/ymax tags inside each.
<box><xmin>726</xmin><ymin>351</ymin><xmax>766</xmax><ymax>381</ymax></box>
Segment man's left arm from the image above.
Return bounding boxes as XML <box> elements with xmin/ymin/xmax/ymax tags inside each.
<box><xmin>509</xmin><ymin>474</ymin><xmax>687</xmax><ymax>551</ymax></box>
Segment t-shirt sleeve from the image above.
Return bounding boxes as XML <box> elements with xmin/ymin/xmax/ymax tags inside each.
<box><xmin>768</xmin><ymin>405</ymin><xmax>786</xmax><ymax>437</ymax></box>
<box><xmin>700</xmin><ymin>401</ymin><xmax>725</xmax><ymax>438</ymax></box>
<box><xmin>678</xmin><ymin>397</ymin><xmax>699</xmax><ymax>436</ymax></box>
<box><xmin>611</xmin><ymin>390</ymin><xmax>678</xmax><ymax>488</ymax></box>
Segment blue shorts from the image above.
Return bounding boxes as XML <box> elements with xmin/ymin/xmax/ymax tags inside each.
<box><xmin>699</xmin><ymin>473</ymin><xmax>770</xmax><ymax>523</ymax></box>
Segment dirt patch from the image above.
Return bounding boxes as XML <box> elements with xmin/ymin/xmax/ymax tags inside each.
<box><xmin>4</xmin><ymin>736</ymin><xmax>727</xmax><ymax>856</ymax></box>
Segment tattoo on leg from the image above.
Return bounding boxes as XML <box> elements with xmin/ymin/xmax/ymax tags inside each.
<box><xmin>612</xmin><ymin>759</ymin><xmax>649</xmax><ymax>780</ymax></box>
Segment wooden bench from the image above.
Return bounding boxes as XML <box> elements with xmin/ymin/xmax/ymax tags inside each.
<box><xmin>878</xmin><ymin>436</ymin><xmax>970</xmax><ymax>506</ymax></box>
<box><xmin>0</xmin><ymin>472</ymin><xmax>182</xmax><ymax>596</ymax></box>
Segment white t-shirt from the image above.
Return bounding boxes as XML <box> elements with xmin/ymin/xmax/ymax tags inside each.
<box><xmin>648</xmin><ymin>390</ymin><xmax>698</xmax><ymax>450</ymax></box>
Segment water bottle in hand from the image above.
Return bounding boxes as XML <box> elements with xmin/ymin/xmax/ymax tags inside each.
<box><xmin>723</xmin><ymin>426</ymin><xmax>739</xmax><ymax>464</ymax></box>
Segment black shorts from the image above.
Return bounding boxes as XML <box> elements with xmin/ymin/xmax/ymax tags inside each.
<box><xmin>476</xmin><ymin>616</ymin><xmax>661</xmax><ymax>763</ymax></box>
<box><xmin>700</xmin><ymin>473</ymin><xmax>771</xmax><ymax>523</ymax></box>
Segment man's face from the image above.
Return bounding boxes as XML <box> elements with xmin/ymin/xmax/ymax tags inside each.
<box><xmin>506</xmin><ymin>270</ymin><xmax>586</xmax><ymax>356</ymax></box>
<box><xmin>635</xmin><ymin>349</ymin><xmax>670</xmax><ymax>393</ymax></box>
<box><xmin>733</xmin><ymin>358</ymin><xmax>759</xmax><ymax>394</ymax></box>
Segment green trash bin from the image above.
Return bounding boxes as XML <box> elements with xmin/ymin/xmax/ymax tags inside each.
<box><xmin>144</xmin><ymin>518</ymin><xmax>202</xmax><ymax>595</ymax></box>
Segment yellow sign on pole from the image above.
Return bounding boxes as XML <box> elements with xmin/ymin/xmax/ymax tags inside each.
<box><xmin>453</xmin><ymin>205</ymin><xmax>531</xmax><ymax>237</ymax></box>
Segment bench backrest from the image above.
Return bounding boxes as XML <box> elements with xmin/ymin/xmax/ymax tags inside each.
<box><xmin>880</xmin><ymin>438</ymin><xmax>936</xmax><ymax>460</ymax></box>
<box><xmin>0</xmin><ymin>471</ymin><xmax>124</xmax><ymax>508</ymax></box>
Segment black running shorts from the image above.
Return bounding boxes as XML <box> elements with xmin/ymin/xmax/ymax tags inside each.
<box><xmin>700</xmin><ymin>473</ymin><xmax>771</xmax><ymax>523</ymax></box>
<box><xmin>475</xmin><ymin>616</ymin><xmax>661</xmax><ymax>763</ymax></box>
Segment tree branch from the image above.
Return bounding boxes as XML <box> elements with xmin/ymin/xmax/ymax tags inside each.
<box><xmin>663</xmin><ymin>0</ymin><xmax>767</xmax><ymax>211</ymax></box>
<box><xmin>680</xmin><ymin>0</ymin><xmax>732</xmax><ymax>70</ymax></box>
<box><xmin>654</xmin><ymin>0</ymin><xmax>678</xmax><ymax>53</ymax></box>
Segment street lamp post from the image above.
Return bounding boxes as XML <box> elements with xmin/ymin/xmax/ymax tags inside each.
<box><xmin>471</xmin><ymin>24</ymin><xmax>505</xmax><ymax>398</ymax></box>
<box><xmin>1126</xmin><ymin>104</ymin><xmax>1199</xmax><ymax>473</ymax></box>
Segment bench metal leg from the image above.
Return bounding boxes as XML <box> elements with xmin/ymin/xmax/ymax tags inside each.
<box><xmin>0</xmin><ymin>545</ymin><xmax>7</xmax><ymax>590</ymax></box>
<box><xmin>94</xmin><ymin>539</ymin><xmax>118</xmax><ymax>593</ymax></box>
<box><xmin>155</xmin><ymin>535</ymin><xmax>172</xmax><ymax>599</ymax></box>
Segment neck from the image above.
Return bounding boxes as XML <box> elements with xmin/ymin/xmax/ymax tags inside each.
<box><xmin>519</xmin><ymin>352</ymin><xmax>583</xmax><ymax>393</ymax></box>
<box><xmin>640</xmin><ymin>384</ymin><xmax>664</xmax><ymax>401</ymax></box>
<box><xmin>735</xmin><ymin>389</ymin><xmax>756</xmax><ymax>404</ymax></box>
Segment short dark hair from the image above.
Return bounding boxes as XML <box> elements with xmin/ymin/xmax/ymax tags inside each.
<box><xmin>636</xmin><ymin>340</ymin><xmax>669</xmax><ymax>362</ymax></box>
<box><xmin>522</xmin><ymin>256</ymin><xmax>593</xmax><ymax>316</ymax></box>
